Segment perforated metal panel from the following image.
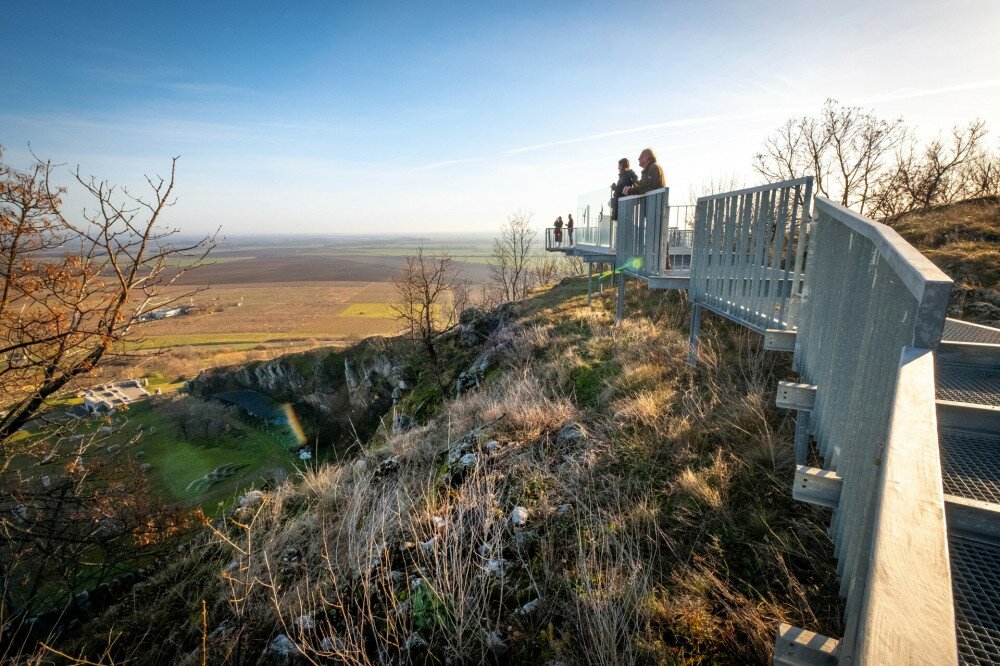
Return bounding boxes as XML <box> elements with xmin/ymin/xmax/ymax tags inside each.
<box><xmin>951</xmin><ymin>536</ymin><xmax>1000</xmax><ymax>665</ymax></box>
<box><xmin>945</xmin><ymin>319</ymin><xmax>1000</xmax><ymax>345</ymax></box>
<box><xmin>939</xmin><ymin>428</ymin><xmax>1000</xmax><ymax>505</ymax></box>
<box><xmin>938</xmin><ymin>366</ymin><xmax>1000</xmax><ymax>407</ymax></box>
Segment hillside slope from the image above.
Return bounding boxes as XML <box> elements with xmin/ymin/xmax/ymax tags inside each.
<box><xmin>57</xmin><ymin>280</ymin><xmax>842</xmax><ymax>665</ymax></box>
<box><xmin>889</xmin><ymin>196</ymin><xmax>1000</xmax><ymax>326</ymax></box>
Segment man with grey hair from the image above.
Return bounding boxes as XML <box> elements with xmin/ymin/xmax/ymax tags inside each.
<box><xmin>623</xmin><ymin>147</ymin><xmax>666</xmax><ymax>196</ymax></box>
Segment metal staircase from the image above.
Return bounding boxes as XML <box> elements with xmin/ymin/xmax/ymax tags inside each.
<box><xmin>937</xmin><ymin>318</ymin><xmax>1000</xmax><ymax>665</ymax></box>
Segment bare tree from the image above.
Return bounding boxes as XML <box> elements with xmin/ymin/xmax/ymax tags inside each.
<box><xmin>895</xmin><ymin>120</ymin><xmax>990</xmax><ymax>210</ymax></box>
<box><xmin>754</xmin><ymin>99</ymin><xmax>904</xmax><ymax>215</ymax></box>
<box><xmin>391</xmin><ymin>246</ymin><xmax>468</xmax><ymax>394</ymax></box>
<box><xmin>0</xmin><ymin>149</ymin><xmax>214</xmax><ymax>629</ymax></box>
<box><xmin>1</xmin><ymin>423</ymin><xmax>194</xmax><ymax>619</ymax></box>
<box><xmin>0</xmin><ymin>149</ymin><xmax>216</xmax><ymax>446</ymax></box>
<box><xmin>487</xmin><ymin>211</ymin><xmax>536</xmax><ymax>304</ymax></box>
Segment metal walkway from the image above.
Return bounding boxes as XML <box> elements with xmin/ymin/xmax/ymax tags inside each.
<box><xmin>937</xmin><ymin>333</ymin><xmax>1000</xmax><ymax>666</ymax></box>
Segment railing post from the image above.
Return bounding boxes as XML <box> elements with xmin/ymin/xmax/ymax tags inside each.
<box><xmin>794</xmin><ymin>410</ymin><xmax>811</xmax><ymax>464</ymax></box>
<box><xmin>688</xmin><ymin>302</ymin><xmax>702</xmax><ymax>366</ymax></box>
<box><xmin>587</xmin><ymin>261</ymin><xmax>593</xmax><ymax>307</ymax></box>
<box><xmin>616</xmin><ymin>270</ymin><xmax>626</xmax><ymax>323</ymax></box>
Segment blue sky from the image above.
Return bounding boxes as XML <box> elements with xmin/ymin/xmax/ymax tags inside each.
<box><xmin>3</xmin><ymin>0</ymin><xmax>999</xmax><ymax>234</ymax></box>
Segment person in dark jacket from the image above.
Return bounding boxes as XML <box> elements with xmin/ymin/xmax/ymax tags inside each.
<box><xmin>553</xmin><ymin>216</ymin><xmax>564</xmax><ymax>247</ymax></box>
<box><xmin>623</xmin><ymin>148</ymin><xmax>665</xmax><ymax>196</ymax></box>
<box><xmin>610</xmin><ymin>158</ymin><xmax>638</xmax><ymax>221</ymax></box>
<box><xmin>566</xmin><ymin>214</ymin><xmax>574</xmax><ymax>246</ymax></box>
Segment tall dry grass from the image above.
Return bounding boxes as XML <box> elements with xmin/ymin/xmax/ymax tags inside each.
<box><xmin>55</xmin><ymin>279</ymin><xmax>842</xmax><ymax>665</ymax></box>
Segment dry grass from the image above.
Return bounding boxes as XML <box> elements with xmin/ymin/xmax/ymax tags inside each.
<box><xmin>889</xmin><ymin>197</ymin><xmax>1000</xmax><ymax>313</ymax></box>
<box><xmin>59</xmin><ymin>279</ymin><xmax>842</xmax><ymax>665</ymax></box>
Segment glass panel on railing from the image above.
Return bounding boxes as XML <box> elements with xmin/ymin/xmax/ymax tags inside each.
<box><xmin>576</xmin><ymin>186</ymin><xmax>615</xmax><ymax>248</ymax></box>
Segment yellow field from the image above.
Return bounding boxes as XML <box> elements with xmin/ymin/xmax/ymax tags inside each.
<box><xmin>338</xmin><ymin>302</ymin><xmax>397</xmax><ymax>318</ymax></box>
<box><xmin>141</xmin><ymin>282</ymin><xmax>404</xmax><ymax>343</ymax></box>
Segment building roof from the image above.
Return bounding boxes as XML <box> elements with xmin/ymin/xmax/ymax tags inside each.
<box><xmin>213</xmin><ymin>390</ymin><xmax>286</xmax><ymax>422</ymax></box>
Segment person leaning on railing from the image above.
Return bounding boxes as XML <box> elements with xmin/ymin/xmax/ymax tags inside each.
<box><xmin>610</xmin><ymin>157</ymin><xmax>638</xmax><ymax>222</ymax></box>
<box><xmin>553</xmin><ymin>215</ymin><xmax>563</xmax><ymax>247</ymax></box>
<box><xmin>623</xmin><ymin>147</ymin><xmax>670</xmax><ymax>269</ymax></box>
<box><xmin>622</xmin><ymin>147</ymin><xmax>665</xmax><ymax>196</ymax></box>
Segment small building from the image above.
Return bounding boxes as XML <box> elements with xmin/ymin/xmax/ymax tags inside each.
<box><xmin>137</xmin><ymin>307</ymin><xmax>187</xmax><ymax>322</ymax></box>
<box><xmin>82</xmin><ymin>379</ymin><xmax>150</xmax><ymax>414</ymax></box>
<box><xmin>213</xmin><ymin>390</ymin><xmax>288</xmax><ymax>425</ymax></box>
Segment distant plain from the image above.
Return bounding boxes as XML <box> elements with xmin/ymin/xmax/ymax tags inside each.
<box><xmin>136</xmin><ymin>233</ymin><xmax>496</xmax><ymax>376</ymax></box>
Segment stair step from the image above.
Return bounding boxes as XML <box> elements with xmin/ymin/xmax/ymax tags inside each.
<box><xmin>937</xmin><ymin>365</ymin><xmax>1000</xmax><ymax>408</ymax></box>
<box><xmin>938</xmin><ymin>341</ymin><xmax>1000</xmax><ymax>370</ymax></box>
<box><xmin>944</xmin><ymin>318</ymin><xmax>1000</xmax><ymax>346</ymax></box>
<box><xmin>939</xmin><ymin>428</ymin><xmax>1000</xmax><ymax>506</ymax></box>
<box><xmin>949</xmin><ymin>535</ymin><xmax>1000</xmax><ymax>665</ymax></box>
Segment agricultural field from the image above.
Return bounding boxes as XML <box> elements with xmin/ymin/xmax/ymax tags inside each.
<box><xmin>139</xmin><ymin>281</ymin><xmax>403</xmax><ymax>345</ymax></box>
<box><xmin>133</xmin><ymin>233</ymin><xmax>503</xmax><ymax>377</ymax></box>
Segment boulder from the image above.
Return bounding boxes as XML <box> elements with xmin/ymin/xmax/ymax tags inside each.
<box><xmin>392</xmin><ymin>412</ymin><xmax>416</xmax><ymax>434</ymax></box>
<box><xmin>516</xmin><ymin>598</ymin><xmax>541</xmax><ymax>615</ymax></box>
<box><xmin>265</xmin><ymin>634</ymin><xmax>300</xmax><ymax>660</ymax></box>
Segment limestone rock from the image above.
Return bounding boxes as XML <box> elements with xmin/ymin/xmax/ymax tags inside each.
<box><xmin>265</xmin><ymin>634</ymin><xmax>300</xmax><ymax>659</ymax></box>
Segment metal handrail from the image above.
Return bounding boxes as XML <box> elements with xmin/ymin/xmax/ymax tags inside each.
<box><xmin>689</xmin><ymin>176</ymin><xmax>813</xmax><ymax>333</ymax></box>
<box><xmin>790</xmin><ymin>197</ymin><xmax>954</xmax><ymax>663</ymax></box>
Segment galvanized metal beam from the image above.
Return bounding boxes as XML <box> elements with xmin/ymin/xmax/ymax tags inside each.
<box><xmin>793</xmin><ymin>465</ymin><xmax>842</xmax><ymax>508</ymax></box>
<box><xmin>776</xmin><ymin>381</ymin><xmax>817</xmax><ymax>411</ymax></box>
<box><xmin>773</xmin><ymin>623</ymin><xmax>839</xmax><ymax>666</ymax></box>
<box><xmin>765</xmin><ymin>328</ymin><xmax>796</xmax><ymax>352</ymax></box>
<box><xmin>945</xmin><ymin>494</ymin><xmax>1000</xmax><ymax>542</ymax></box>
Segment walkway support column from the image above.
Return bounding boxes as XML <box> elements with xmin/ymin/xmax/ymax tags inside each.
<box><xmin>616</xmin><ymin>270</ymin><xmax>626</xmax><ymax>322</ymax></box>
<box><xmin>687</xmin><ymin>302</ymin><xmax>702</xmax><ymax>366</ymax></box>
<box><xmin>587</xmin><ymin>261</ymin><xmax>593</xmax><ymax>307</ymax></box>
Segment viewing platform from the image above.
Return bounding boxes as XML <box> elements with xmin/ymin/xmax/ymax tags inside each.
<box><xmin>550</xmin><ymin>174</ymin><xmax>1000</xmax><ymax>664</ymax></box>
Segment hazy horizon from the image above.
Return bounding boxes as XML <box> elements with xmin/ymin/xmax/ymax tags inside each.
<box><xmin>4</xmin><ymin>0</ymin><xmax>999</xmax><ymax>236</ymax></box>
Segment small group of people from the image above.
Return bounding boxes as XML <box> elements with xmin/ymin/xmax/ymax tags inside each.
<box><xmin>552</xmin><ymin>147</ymin><xmax>666</xmax><ymax>250</ymax></box>
<box><xmin>552</xmin><ymin>213</ymin><xmax>574</xmax><ymax>247</ymax></box>
<box><xmin>610</xmin><ymin>147</ymin><xmax>665</xmax><ymax>222</ymax></box>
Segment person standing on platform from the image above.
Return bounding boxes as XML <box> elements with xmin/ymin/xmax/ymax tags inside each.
<box><xmin>566</xmin><ymin>213</ymin><xmax>575</xmax><ymax>246</ymax></box>
<box><xmin>553</xmin><ymin>216</ymin><xmax>564</xmax><ymax>247</ymax></box>
<box><xmin>623</xmin><ymin>148</ymin><xmax>669</xmax><ymax>268</ymax></box>
<box><xmin>610</xmin><ymin>158</ymin><xmax>638</xmax><ymax>222</ymax></box>
<box><xmin>622</xmin><ymin>147</ymin><xmax>665</xmax><ymax>196</ymax></box>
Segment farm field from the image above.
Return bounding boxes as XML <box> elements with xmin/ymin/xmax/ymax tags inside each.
<box><xmin>140</xmin><ymin>281</ymin><xmax>404</xmax><ymax>343</ymax></box>
<box><xmin>137</xmin><ymin>234</ymin><xmax>506</xmax><ymax>377</ymax></box>
<box><xmin>13</xmin><ymin>233</ymin><xmax>555</xmax><ymax>385</ymax></box>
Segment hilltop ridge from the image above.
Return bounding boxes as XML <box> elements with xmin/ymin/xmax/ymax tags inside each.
<box><xmin>57</xmin><ymin>278</ymin><xmax>842</xmax><ymax>665</ymax></box>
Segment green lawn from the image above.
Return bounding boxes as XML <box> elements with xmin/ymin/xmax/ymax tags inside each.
<box><xmin>115</xmin><ymin>400</ymin><xmax>300</xmax><ymax>515</ymax></box>
<box><xmin>8</xmin><ymin>396</ymin><xmax>302</xmax><ymax>518</ymax></box>
<box><xmin>134</xmin><ymin>332</ymin><xmax>340</xmax><ymax>348</ymax></box>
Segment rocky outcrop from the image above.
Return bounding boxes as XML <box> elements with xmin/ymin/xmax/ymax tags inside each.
<box><xmin>453</xmin><ymin>303</ymin><xmax>514</xmax><ymax>348</ymax></box>
<box><xmin>950</xmin><ymin>284</ymin><xmax>1000</xmax><ymax>327</ymax></box>
<box><xmin>187</xmin><ymin>339</ymin><xmax>408</xmax><ymax>455</ymax></box>
<box><xmin>344</xmin><ymin>354</ymin><xmax>406</xmax><ymax>407</ymax></box>
<box><xmin>455</xmin><ymin>321</ymin><xmax>515</xmax><ymax>396</ymax></box>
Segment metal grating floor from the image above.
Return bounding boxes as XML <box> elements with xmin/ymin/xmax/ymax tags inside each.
<box><xmin>944</xmin><ymin>319</ymin><xmax>1000</xmax><ymax>345</ymax></box>
<box><xmin>939</xmin><ymin>428</ymin><xmax>1000</xmax><ymax>505</ymax></box>
<box><xmin>951</xmin><ymin>536</ymin><xmax>1000</xmax><ymax>665</ymax></box>
<box><xmin>937</xmin><ymin>365</ymin><xmax>1000</xmax><ymax>407</ymax></box>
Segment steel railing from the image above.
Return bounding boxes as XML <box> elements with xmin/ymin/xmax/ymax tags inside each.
<box><xmin>689</xmin><ymin>177</ymin><xmax>814</xmax><ymax>333</ymax></box>
<box><xmin>793</xmin><ymin>198</ymin><xmax>954</xmax><ymax>658</ymax></box>
<box><xmin>615</xmin><ymin>190</ymin><xmax>695</xmax><ymax>277</ymax></box>
<box><xmin>544</xmin><ymin>227</ymin><xmax>568</xmax><ymax>251</ymax></box>
<box><xmin>778</xmin><ymin>198</ymin><xmax>954</xmax><ymax>663</ymax></box>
